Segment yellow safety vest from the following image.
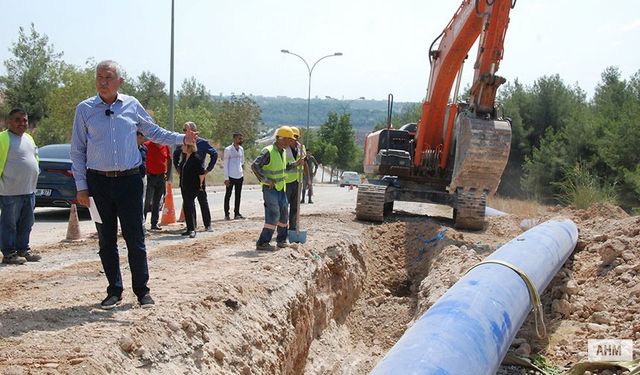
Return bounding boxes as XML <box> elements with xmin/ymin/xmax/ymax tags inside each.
<box><xmin>0</xmin><ymin>130</ymin><xmax>38</xmax><ymax>177</ymax></box>
<box><xmin>285</xmin><ymin>144</ymin><xmax>305</xmax><ymax>184</ymax></box>
<box><xmin>261</xmin><ymin>144</ymin><xmax>287</xmax><ymax>192</ymax></box>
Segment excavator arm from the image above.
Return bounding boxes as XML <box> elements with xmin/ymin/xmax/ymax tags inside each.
<box><xmin>414</xmin><ymin>0</ymin><xmax>513</xmax><ymax>169</ymax></box>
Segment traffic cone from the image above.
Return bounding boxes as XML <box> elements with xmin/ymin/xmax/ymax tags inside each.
<box><xmin>64</xmin><ymin>203</ymin><xmax>82</xmax><ymax>242</ymax></box>
<box><xmin>178</xmin><ymin>207</ymin><xmax>185</xmax><ymax>222</ymax></box>
<box><xmin>161</xmin><ymin>181</ymin><xmax>176</xmax><ymax>225</ymax></box>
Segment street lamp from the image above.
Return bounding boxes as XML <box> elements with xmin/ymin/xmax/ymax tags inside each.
<box><xmin>325</xmin><ymin>95</ymin><xmax>365</xmax><ymax>113</ymax></box>
<box><xmin>281</xmin><ymin>49</ymin><xmax>343</xmax><ymax>133</ymax></box>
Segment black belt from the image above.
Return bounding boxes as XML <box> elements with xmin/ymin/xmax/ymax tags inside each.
<box><xmin>89</xmin><ymin>168</ymin><xmax>139</xmax><ymax>177</ymax></box>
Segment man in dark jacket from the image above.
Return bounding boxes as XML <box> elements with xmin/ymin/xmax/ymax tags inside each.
<box><xmin>173</xmin><ymin>122</ymin><xmax>217</xmax><ymax>231</ymax></box>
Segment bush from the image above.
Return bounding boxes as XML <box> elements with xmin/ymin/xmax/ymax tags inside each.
<box><xmin>554</xmin><ymin>163</ymin><xmax>617</xmax><ymax>209</ymax></box>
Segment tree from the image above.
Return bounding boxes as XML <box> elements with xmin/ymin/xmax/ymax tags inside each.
<box><xmin>214</xmin><ymin>95</ymin><xmax>262</xmax><ymax>146</ymax></box>
<box><xmin>0</xmin><ymin>23</ymin><xmax>64</xmax><ymax>126</ymax></box>
<box><xmin>34</xmin><ymin>64</ymin><xmax>94</xmax><ymax>145</ymax></box>
<box><xmin>178</xmin><ymin>77</ymin><xmax>212</xmax><ymax>110</ymax></box>
<box><xmin>130</xmin><ymin>71</ymin><xmax>167</xmax><ymax>112</ymax></box>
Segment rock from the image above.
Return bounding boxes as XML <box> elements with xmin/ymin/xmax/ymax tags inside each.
<box><xmin>592</xmin><ymin>311</ymin><xmax>611</xmax><ymax>324</ymax></box>
<box><xmin>622</xmin><ymin>251</ymin><xmax>635</xmax><ymax>262</ymax></box>
<box><xmin>586</xmin><ymin>323</ymin><xmax>609</xmax><ymax>333</ymax></box>
<box><xmin>214</xmin><ymin>348</ymin><xmax>225</xmax><ymax>362</ymax></box>
<box><xmin>552</xmin><ymin>299</ymin><xmax>572</xmax><ymax>317</ymax></box>
<box><xmin>595</xmin><ymin>239</ymin><xmax>625</xmax><ymax>265</ymax></box>
<box><xmin>592</xmin><ymin>301</ymin><xmax>608</xmax><ymax>312</ymax></box>
<box><xmin>563</xmin><ymin>280</ymin><xmax>579</xmax><ymax>294</ymax></box>
<box><xmin>242</xmin><ymin>366</ymin><xmax>251</xmax><ymax>375</ymax></box>
<box><xmin>167</xmin><ymin>320</ymin><xmax>181</xmax><ymax>332</ymax></box>
<box><xmin>119</xmin><ymin>335</ymin><xmax>136</xmax><ymax>353</ymax></box>
<box><xmin>520</xmin><ymin>218</ymin><xmax>540</xmax><ymax>231</ymax></box>
<box><xmin>69</xmin><ymin>358</ymin><xmax>84</xmax><ymax>365</ymax></box>
<box><xmin>514</xmin><ymin>342</ymin><xmax>531</xmax><ymax>357</ymax></box>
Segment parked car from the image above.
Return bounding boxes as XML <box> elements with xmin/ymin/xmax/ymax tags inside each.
<box><xmin>35</xmin><ymin>144</ymin><xmax>77</xmax><ymax>208</ymax></box>
<box><xmin>339</xmin><ymin>171</ymin><xmax>360</xmax><ymax>187</ymax></box>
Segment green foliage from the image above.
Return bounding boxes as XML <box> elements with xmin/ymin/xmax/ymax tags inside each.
<box><xmin>214</xmin><ymin>95</ymin><xmax>261</xmax><ymax>146</ymax></box>
<box><xmin>521</xmin><ymin>128</ymin><xmax>568</xmax><ymax>201</ymax></box>
<box><xmin>315</xmin><ymin>112</ymin><xmax>360</xmax><ymax>171</ymax></box>
<box><xmin>555</xmin><ymin>163</ymin><xmax>617</xmax><ymax>209</ymax></box>
<box><xmin>532</xmin><ymin>354</ymin><xmax>563</xmax><ymax>375</ymax></box>
<box><xmin>129</xmin><ymin>71</ymin><xmax>168</xmax><ymax>111</ymax></box>
<box><xmin>0</xmin><ymin>23</ymin><xmax>64</xmax><ymax>125</ymax></box>
<box><xmin>34</xmin><ymin>63</ymin><xmax>94</xmax><ymax>145</ymax></box>
<box><xmin>373</xmin><ymin>102</ymin><xmax>422</xmax><ymax>131</ymax></box>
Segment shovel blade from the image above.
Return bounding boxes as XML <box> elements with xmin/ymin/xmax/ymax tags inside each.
<box><xmin>288</xmin><ymin>229</ymin><xmax>307</xmax><ymax>244</ymax></box>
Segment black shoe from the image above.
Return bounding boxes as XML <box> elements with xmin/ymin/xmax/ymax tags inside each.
<box><xmin>181</xmin><ymin>231</ymin><xmax>192</xmax><ymax>236</ymax></box>
<box><xmin>100</xmin><ymin>295</ymin><xmax>123</xmax><ymax>310</ymax></box>
<box><xmin>150</xmin><ymin>224</ymin><xmax>162</xmax><ymax>231</ymax></box>
<box><xmin>2</xmin><ymin>252</ymin><xmax>26</xmax><ymax>265</ymax></box>
<box><xmin>189</xmin><ymin>231</ymin><xmax>197</xmax><ymax>238</ymax></box>
<box><xmin>138</xmin><ymin>294</ymin><xmax>155</xmax><ymax>308</ymax></box>
<box><xmin>224</xmin><ymin>215</ymin><xmax>231</xmax><ymax>221</ymax></box>
<box><xmin>234</xmin><ymin>213</ymin><xmax>245</xmax><ymax>220</ymax></box>
<box><xmin>256</xmin><ymin>243</ymin><xmax>275</xmax><ymax>251</ymax></box>
<box><xmin>308</xmin><ymin>199</ymin><xmax>314</xmax><ymax>204</ymax></box>
<box><xmin>300</xmin><ymin>199</ymin><xmax>305</xmax><ymax>204</ymax></box>
<box><xmin>18</xmin><ymin>249</ymin><xmax>41</xmax><ymax>262</ymax></box>
<box><xmin>276</xmin><ymin>242</ymin><xmax>288</xmax><ymax>248</ymax></box>
<box><xmin>205</xmin><ymin>226</ymin><xmax>213</xmax><ymax>232</ymax></box>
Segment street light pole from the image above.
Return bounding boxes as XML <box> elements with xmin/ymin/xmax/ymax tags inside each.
<box><xmin>167</xmin><ymin>0</ymin><xmax>175</xmax><ymax>181</ymax></box>
<box><xmin>281</xmin><ymin>50</ymin><xmax>343</xmax><ymax>134</ymax></box>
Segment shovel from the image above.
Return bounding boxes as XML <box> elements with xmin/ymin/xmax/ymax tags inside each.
<box><xmin>288</xmin><ymin>168</ymin><xmax>307</xmax><ymax>243</ymax></box>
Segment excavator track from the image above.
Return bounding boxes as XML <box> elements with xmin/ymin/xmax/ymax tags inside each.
<box><xmin>355</xmin><ymin>184</ymin><xmax>389</xmax><ymax>222</ymax></box>
<box><xmin>453</xmin><ymin>188</ymin><xmax>487</xmax><ymax>230</ymax></box>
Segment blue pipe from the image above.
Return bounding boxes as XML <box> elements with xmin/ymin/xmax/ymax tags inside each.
<box><xmin>370</xmin><ymin>219</ymin><xmax>578</xmax><ymax>375</ymax></box>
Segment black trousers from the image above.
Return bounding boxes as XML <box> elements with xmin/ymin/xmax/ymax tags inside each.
<box><xmin>144</xmin><ymin>174</ymin><xmax>165</xmax><ymax>226</ymax></box>
<box><xmin>182</xmin><ymin>189</ymin><xmax>198</xmax><ymax>232</ymax></box>
<box><xmin>224</xmin><ymin>176</ymin><xmax>243</xmax><ymax>216</ymax></box>
<box><xmin>194</xmin><ymin>183</ymin><xmax>211</xmax><ymax>228</ymax></box>
<box><xmin>88</xmin><ymin>171</ymin><xmax>148</xmax><ymax>299</ymax></box>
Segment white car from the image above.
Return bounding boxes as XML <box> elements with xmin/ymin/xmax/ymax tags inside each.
<box><xmin>340</xmin><ymin>171</ymin><xmax>360</xmax><ymax>187</ymax></box>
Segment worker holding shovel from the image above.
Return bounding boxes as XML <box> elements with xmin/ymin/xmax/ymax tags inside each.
<box><xmin>251</xmin><ymin>126</ymin><xmax>303</xmax><ymax>251</ymax></box>
<box><xmin>285</xmin><ymin>127</ymin><xmax>306</xmax><ymax>234</ymax></box>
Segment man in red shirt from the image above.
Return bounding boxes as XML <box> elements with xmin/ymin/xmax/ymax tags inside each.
<box><xmin>144</xmin><ymin>140</ymin><xmax>172</xmax><ymax>230</ymax></box>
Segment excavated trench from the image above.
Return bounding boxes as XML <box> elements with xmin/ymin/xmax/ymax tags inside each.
<box><xmin>54</xmin><ymin>216</ymin><xmax>508</xmax><ymax>375</ymax></box>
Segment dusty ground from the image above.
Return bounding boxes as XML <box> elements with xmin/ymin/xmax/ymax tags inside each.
<box><xmin>1</xmin><ymin>185</ymin><xmax>638</xmax><ymax>375</ymax></box>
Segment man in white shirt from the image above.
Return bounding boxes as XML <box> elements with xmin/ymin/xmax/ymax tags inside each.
<box><xmin>223</xmin><ymin>132</ymin><xmax>245</xmax><ymax>220</ymax></box>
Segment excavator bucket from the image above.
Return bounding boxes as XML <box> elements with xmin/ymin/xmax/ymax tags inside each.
<box><xmin>449</xmin><ymin>115</ymin><xmax>511</xmax><ymax>194</ymax></box>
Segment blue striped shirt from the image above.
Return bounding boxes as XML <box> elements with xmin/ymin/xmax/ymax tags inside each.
<box><xmin>70</xmin><ymin>93</ymin><xmax>185</xmax><ymax>191</ymax></box>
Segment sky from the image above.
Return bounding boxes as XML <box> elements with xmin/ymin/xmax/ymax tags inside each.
<box><xmin>0</xmin><ymin>0</ymin><xmax>638</xmax><ymax>103</ymax></box>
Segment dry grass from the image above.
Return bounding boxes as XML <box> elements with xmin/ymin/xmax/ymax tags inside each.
<box><xmin>487</xmin><ymin>195</ymin><xmax>548</xmax><ymax>217</ymax></box>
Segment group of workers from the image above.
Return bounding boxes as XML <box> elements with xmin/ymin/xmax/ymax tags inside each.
<box><xmin>1</xmin><ymin>59</ymin><xmax>319</xmax><ymax>309</ymax></box>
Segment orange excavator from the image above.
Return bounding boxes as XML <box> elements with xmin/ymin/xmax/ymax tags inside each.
<box><xmin>356</xmin><ymin>0</ymin><xmax>515</xmax><ymax>229</ymax></box>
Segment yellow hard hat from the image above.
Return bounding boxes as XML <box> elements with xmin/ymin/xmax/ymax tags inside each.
<box><xmin>275</xmin><ymin>126</ymin><xmax>294</xmax><ymax>139</ymax></box>
<box><xmin>291</xmin><ymin>127</ymin><xmax>300</xmax><ymax>138</ymax></box>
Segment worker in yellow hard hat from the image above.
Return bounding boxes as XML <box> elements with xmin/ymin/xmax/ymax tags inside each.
<box><xmin>284</xmin><ymin>126</ymin><xmax>307</xmax><ymax>232</ymax></box>
<box><xmin>251</xmin><ymin>126</ymin><xmax>303</xmax><ymax>251</ymax></box>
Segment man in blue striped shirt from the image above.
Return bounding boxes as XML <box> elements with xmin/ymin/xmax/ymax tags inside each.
<box><xmin>70</xmin><ymin>60</ymin><xmax>197</xmax><ymax>310</ymax></box>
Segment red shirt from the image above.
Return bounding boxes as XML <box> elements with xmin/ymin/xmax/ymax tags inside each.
<box><xmin>144</xmin><ymin>141</ymin><xmax>171</xmax><ymax>175</ymax></box>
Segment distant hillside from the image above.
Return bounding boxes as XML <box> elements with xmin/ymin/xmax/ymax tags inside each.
<box><xmin>238</xmin><ymin>95</ymin><xmax>417</xmax><ymax>131</ymax></box>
